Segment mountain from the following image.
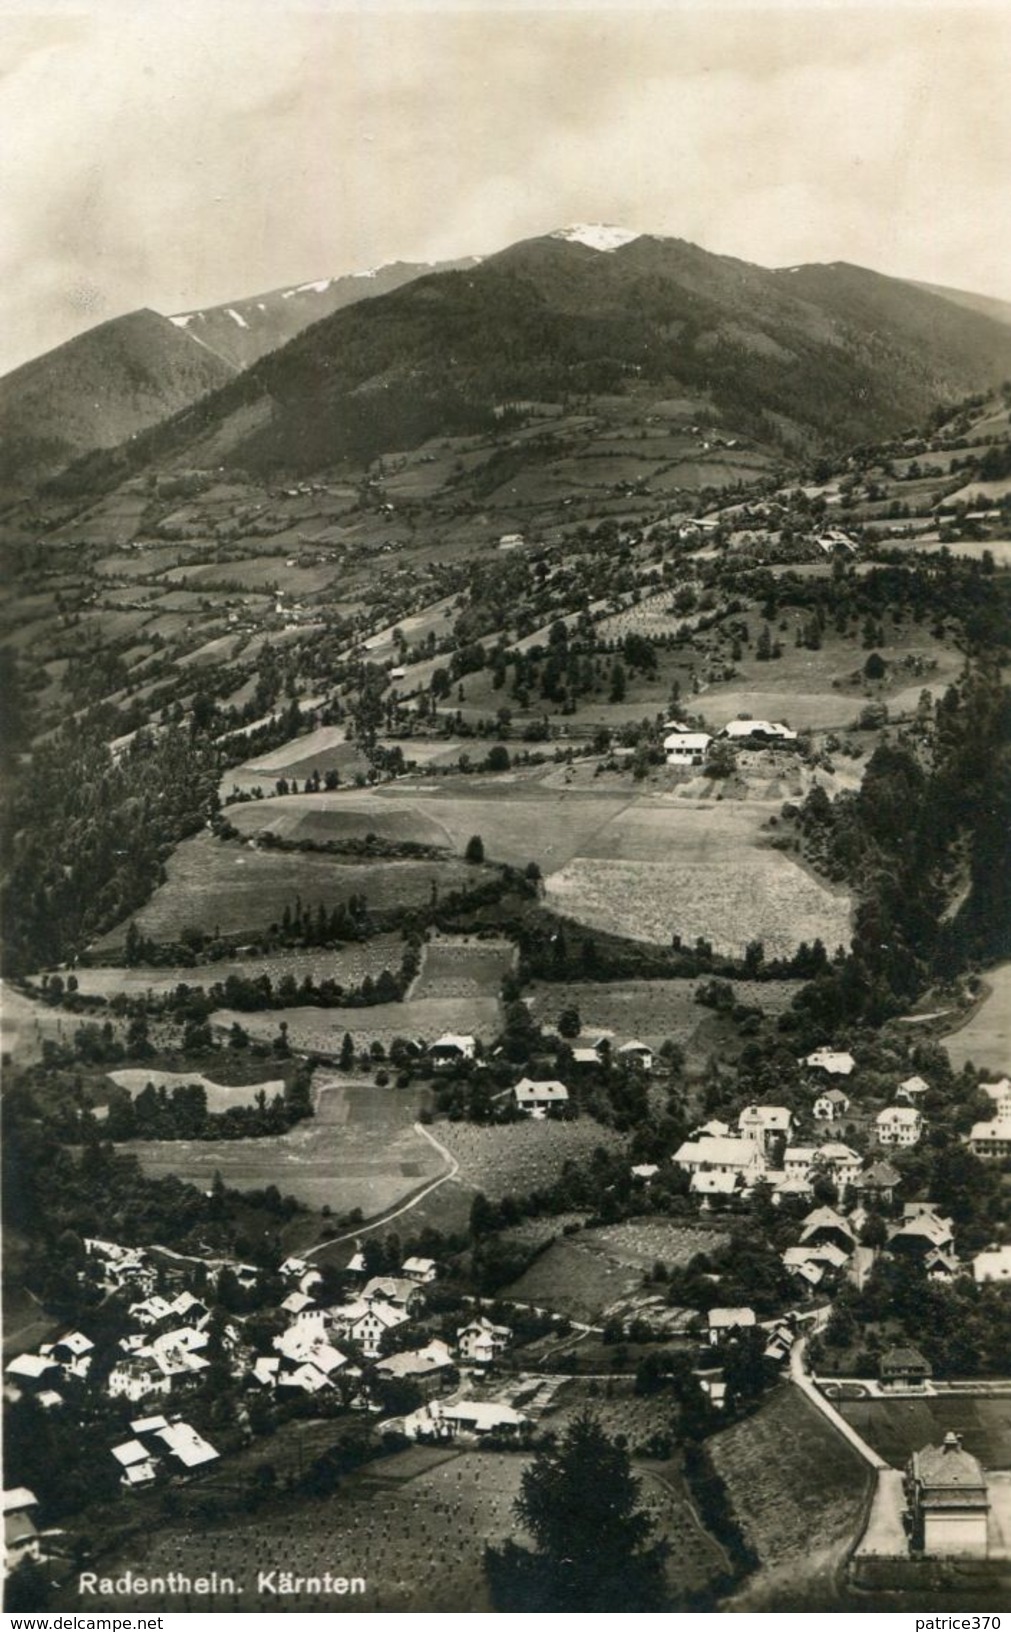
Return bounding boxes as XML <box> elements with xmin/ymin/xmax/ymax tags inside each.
<box><xmin>906</xmin><ymin>279</ymin><xmax>1011</xmax><ymax>331</ymax></box>
<box><xmin>0</xmin><ymin>308</ymin><xmax>236</xmax><ymax>503</ymax></box>
<box><xmin>42</xmin><ymin>228</ymin><xmax>1011</xmax><ymax>495</ymax></box>
<box><xmin>168</xmin><ymin>256</ymin><xmax>484</xmax><ymax>371</ymax></box>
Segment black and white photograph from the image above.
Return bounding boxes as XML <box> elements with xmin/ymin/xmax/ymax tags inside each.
<box><xmin>1</xmin><ymin>0</ymin><xmax>1010</xmax><ymax>1615</ymax></box>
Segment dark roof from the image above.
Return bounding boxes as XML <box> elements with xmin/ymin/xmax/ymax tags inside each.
<box><xmin>859</xmin><ymin>1161</ymin><xmax>901</xmax><ymax>1188</ymax></box>
<box><xmin>911</xmin><ymin>1434</ymin><xmax>987</xmax><ymax>1503</ymax></box>
<box><xmin>880</xmin><ymin>1345</ymin><xmax>932</xmax><ymax>1375</ymax></box>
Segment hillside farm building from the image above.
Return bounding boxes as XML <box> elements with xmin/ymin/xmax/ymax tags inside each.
<box><xmin>664</xmin><ymin>731</ymin><xmax>711</xmax><ymax>767</ymax></box>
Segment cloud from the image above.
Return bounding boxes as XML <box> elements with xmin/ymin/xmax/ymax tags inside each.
<box><xmin>0</xmin><ymin>2</ymin><xmax>1008</xmax><ymax>374</ymax></box>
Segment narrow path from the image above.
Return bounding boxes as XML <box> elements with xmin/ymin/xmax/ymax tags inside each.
<box><xmin>302</xmin><ymin>1122</ymin><xmax>460</xmax><ymax>1256</ymax></box>
<box><xmin>789</xmin><ymin>1325</ymin><xmax>888</xmax><ymax>1471</ymax></box>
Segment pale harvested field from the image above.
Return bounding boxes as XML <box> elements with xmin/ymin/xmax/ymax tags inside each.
<box><xmin>545</xmin><ymin>799</ymin><xmax>852</xmax><ymax>960</ymax></box>
<box><xmin>107</xmin><ymin>1068</ymin><xmax>284</xmax><ymax>1115</ymax></box>
<box><xmin>943</xmin><ymin>962</ymin><xmax>1011</xmax><ymax>1075</ymax></box>
<box><xmin>221</xmin><ymin>780</ymin><xmax>634</xmax><ymax>872</ymax></box>
<box><xmin>211</xmin><ymin>995</ymin><xmax>502</xmax><ymax>1053</ymax></box>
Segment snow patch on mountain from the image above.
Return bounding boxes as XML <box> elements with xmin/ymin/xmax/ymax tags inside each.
<box><xmin>226</xmin><ymin>308</ymin><xmax>249</xmax><ymax>329</ymax></box>
<box><xmin>550</xmin><ymin>224</ymin><xmax>640</xmax><ymax>253</ymax></box>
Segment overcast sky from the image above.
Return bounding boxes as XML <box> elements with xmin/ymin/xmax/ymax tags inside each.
<box><xmin>1</xmin><ymin>0</ymin><xmax>1009</xmax><ymax>375</ymax></box>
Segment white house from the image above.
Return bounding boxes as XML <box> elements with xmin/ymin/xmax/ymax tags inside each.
<box><xmin>401</xmin><ymin>1257</ymin><xmax>438</xmax><ymax>1284</ymax></box>
<box><xmin>664</xmin><ymin>731</ymin><xmax>712</xmax><ymax>767</ymax></box>
<box><xmin>969</xmin><ymin>1107</ymin><xmax>1011</xmax><ymax>1160</ymax></box>
<box><xmin>457</xmin><ymin>1317</ymin><xmax>511</xmax><ymax>1366</ymax></box>
<box><xmin>813</xmin><ymin>1087</ymin><xmax>851</xmax><ymax>1121</ymax></box>
<box><xmin>707</xmin><ymin>1307</ymin><xmax>756</xmax><ymax>1345</ymax></box>
<box><xmin>673</xmin><ymin>1134</ymin><xmax>765</xmax><ymax>1184</ymax></box>
<box><xmin>691</xmin><ymin>1170</ymin><xmax>742</xmax><ymax>1201</ymax></box>
<box><xmin>805</xmin><ymin>1048</ymin><xmax>856</xmax><ymax>1078</ymax></box>
<box><xmin>815</xmin><ymin>1142</ymin><xmax>863</xmax><ymax>1188</ymax></box>
<box><xmin>331</xmin><ymin>1299</ymin><xmax>407</xmax><ymax>1358</ymax></box>
<box><xmin>877</xmin><ymin>1105</ymin><xmax>922</xmax><ymax>1147</ymax></box>
<box><xmin>429</xmin><ymin>1034</ymin><xmax>476</xmax><ymax>1068</ymax></box>
<box><xmin>617</xmin><ymin>1040</ymin><xmax>654</xmax><ymax>1072</ymax></box>
<box><xmin>897</xmin><ymin>1075</ymin><xmax>930</xmax><ymax>1105</ymax></box>
<box><xmin>721</xmin><ymin>719</ymin><xmax>797</xmax><ymax>744</ymax></box>
<box><xmin>108</xmin><ymin>1359</ymin><xmax>172</xmax><ymax>1404</ymax></box>
<box><xmin>973</xmin><ymin>1246</ymin><xmax>1011</xmax><ymax>1285</ymax></box>
<box><xmin>738</xmin><ymin>1105</ymin><xmax>792</xmax><ymax>1148</ymax></box>
<box><xmin>513</xmin><ymin>1079</ymin><xmax>569</xmax><ymax>1117</ymax></box>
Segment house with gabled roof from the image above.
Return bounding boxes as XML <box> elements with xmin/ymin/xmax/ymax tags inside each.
<box><xmin>888</xmin><ymin>1210</ymin><xmax>954</xmax><ymax>1258</ymax></box>
<box><xmin>707</xmin><ymin>1307</ymin><xmax>756</xmax><ymax>1345</ymax></box>
<box><xmin>673</xmin><ymin>1133</ymin><xmax>765</xmax><ymax>1184</ymax></box>
<box><xmin>854</xmin><ymin>1160</ymin><xmax>901</xmax><ymax>1206</ymax></box>
<box><xmin>877</xmin><ymin>1105</ymin><xmax>922</xmax><ymax>1147</ymax></box>
<box><xmin>457</xmin><ymin>1316</ymin><xmax>511</xmax><ymax>1365</ymax></box>
<box><xmin>968</xmin><ymin>1106</ymin><xmax>1011</xmax><ymax>1159</ymax></box>
<box><xmin>616</xmin><ymin>1040</ymin><xmax>654</xmax><ymax>1071</ymax></box>
<box><xmin>880</xmin><ymin>1346</ymin><xmax>932</xmax><ymax>1392</ymax></box>
<box><xmin>401</xmin><ymin>1256</ymin><xmax>437</xmax><ymax>1283</ymax></box>
<box><xmin>429</xmin><ymin>1033</ymin><xmax>476</xmax><ymax>1068</ymax></box>
<box><xmin>331</xmin><ymin>1298</ymin><xmax>408</xmax><ymax>1358</ymax></box>
<box><xmin>738</xmin><ymin>1104</ymin><xmax>792</xmax><ymax>1150</ymax></box>
<box><xmin>800</xmin><ymin>1205</ymin><xmax>855</xmax><ymax>1252</ymax></box>
<box><xmin>513</xmin><ymin>1079</ymin><xmax>569</xmax><ymax>1117</ymax></box>
<box><xmin>813</xmin><ymin>1087</ymin><xmax>850</xmax><ymax>1122</ymax></box>
<box><xmin>897</xmin><ymin>1075</ymin><xmax>930</xmax><ymax>1105</ymax></box>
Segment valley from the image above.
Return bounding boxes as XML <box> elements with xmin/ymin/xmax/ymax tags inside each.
<box><xmin>3</xmin><ymin>221</ymin><xmax>1011</xmax><ymax>1618</ymax></box>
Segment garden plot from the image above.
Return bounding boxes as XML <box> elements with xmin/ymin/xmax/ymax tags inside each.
<box><xmin>123</xmin><ymin>1081</ymin><xmax>442</xmax><ymax>1215</ymax></box>
<box><xmin>107</xmin><ymin>1068</ymin><xmax>283</xmax><ymax>1114</ymax></box>
<box><xmin>502</xmin><ymin>1221</ymin><xmax>726</xmax><ymax>1324</ymax></box>
<box><xmin>436</xmin><ymin>1120</ymin><xmax>627</xmax><ymax>1203</ymax></box>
